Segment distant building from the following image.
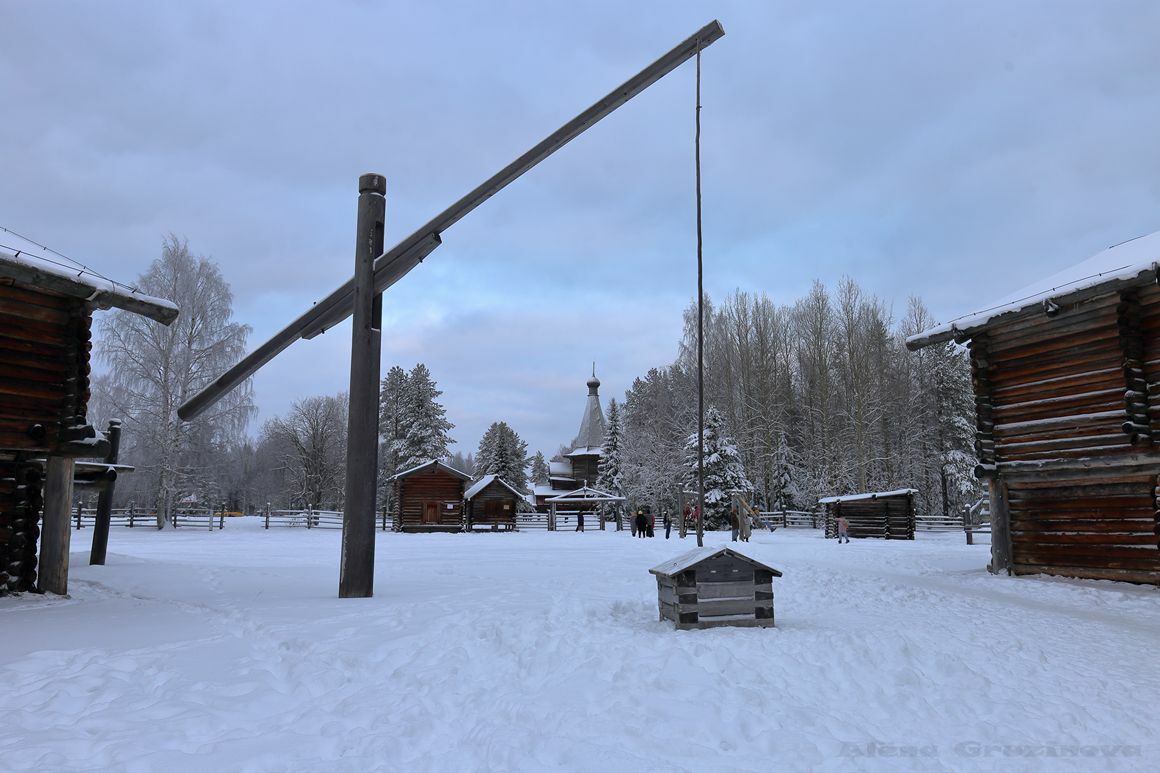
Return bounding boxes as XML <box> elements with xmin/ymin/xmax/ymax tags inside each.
<box><xmin>533</xmin><ymin>370</ymin><xmax>606</xmax><ymax>509</ymax></box>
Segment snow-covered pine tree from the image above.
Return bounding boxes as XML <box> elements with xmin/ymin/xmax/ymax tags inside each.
<box><xmin>771</xmin><ymin>431</ymin><xmax>801</xmax><ymax>512</ymax></box>
<box><xmin>398</xmin><ymin>363</ymin><xmax>454</xmax><ymax>468</ymax></box>
<box><xmin>684</xmin><ymin>406</ymin><xmax>752</xmax><ymax>529</ymax></box>
<box><xmin>529</xmin><ymin>451</ymin><xmax>549</xmax><ymax>486</ymax></box>
<box><xmin>596</xmin><ymin>398</ymin><xmax>625</xmax><ymax>522</ymax></box>
<box><xmin>474</xmin><ymin>421</ymin><xmax>529</xmax><ymax>491</ymax></box>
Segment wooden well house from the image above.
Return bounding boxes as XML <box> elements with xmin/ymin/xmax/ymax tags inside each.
<box><xmin>649</xmin><ymin>546</ymin><xmax>782</xmax><ymax>630</ymax></box>
<box><xmin>819</xmin><ymin>488</ymin><xmax>917</xmax><ymax>540</ymax></box>
<box><xmin>389</xmin><ymin>459</ymin><xmax>470</xmax><ymax>533</ymax></box>
<box><xmin>464</xmin><ymin>474</ymin><xmax>522</xmax><ymax>531</ymax></box>
<box><xmin>907</xmin><ymin>232</ymin><xmax>1160</xmax><ymax>584</ymax></box>
<box><xmin>0</xmin><ymin>232</ymin><xmax>178</xmax><ymax>594</ymax></box>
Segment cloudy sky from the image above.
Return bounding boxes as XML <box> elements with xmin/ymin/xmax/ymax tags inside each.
<box><xmin>3</xmin><ymin>1</ymin><xmax>1160</xmax><ymax>457</ymax></box>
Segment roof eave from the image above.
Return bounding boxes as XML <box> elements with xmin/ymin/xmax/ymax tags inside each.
<box><xmin>906</xmin><ymin>265</ymin><xmax>1159</xmax><ymax>352</ymax></box>
<box><xmin>0</xmin><ymin>255</ymin><xmax>179</xmax><ymax>326</ymax></box>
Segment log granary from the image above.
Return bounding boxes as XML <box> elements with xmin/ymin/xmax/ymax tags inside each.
<box><xmin>649</xmin><ymin>545</ymin><xmax>781</xmax><ymax>630</ymax></box>
<box><xmin>907</xmin><ymin>231</ymin><xmax>1160</xmax><ymax>584</ymax></box>
<box><xmin>819</xmin><ymin>489</ymin><xmax>917</xmax><ymax>540</ymax></box>
<box><xmin>464</xmin><ymin>474</ymin><xmax>523</xmax><ymax>531</ymax></box>
<box><xmin>0</xmin><ymin>231</ymin><xmax>178</xmax><ymax>594</ymax></box>
<box><xmin>388</xmin><ymin>459</ymin><xmax>471</xmax><ymax>533</ymax></box>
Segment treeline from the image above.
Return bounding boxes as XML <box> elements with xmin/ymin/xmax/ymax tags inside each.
<box><xmin>614</xmin><ymin>278</ymin><xmax>978</xmax><ymax>519</ymax></box>
<box><xmin>93</xmin><ymin>237</ymin><xmax>976</xmax><ymax>523</ymax></box>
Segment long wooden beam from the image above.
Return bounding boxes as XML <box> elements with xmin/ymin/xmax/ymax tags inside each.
<box><xmin>178</xmin><ymin>20</ymin><xmax>725</xmax><ymax>421</ymax></box>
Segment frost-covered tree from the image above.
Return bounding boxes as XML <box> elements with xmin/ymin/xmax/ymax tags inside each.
<box><xmin>596</xmin><ymin>399</ymin><xmax>625</xmax><ymax>520</ymax></box>
<box><xmin>684</xmin><ymin>406</ymin><xmax>752</xmax><ymax>529</ymax></box>
<box><xmin>379</xmin><ymin>363</ymin><xmax>454</xmax><ymax>482</ymax></box>
<box><xmin>262</xmin><ymin>393</ymin><xmax>348</xmax><ymax>509</ymax></box>
<box><xmin>529</xmin><ymin>451</ymin><xmax>549</xmax><ymax>486</ymax></box>
<box><xmin>771</xmin><ymin>431</ymin><xmax>801</xmax><ymax>512</ymax></box>
<box><xmin>474</xmin><ymin>421</ymin><xmax>529</xmax><ymax>491</ymax></box>
<box><xmin>448</xmin><ymin>450</ymin><xmax>475</xmax><ymax>476</ymax></box>
<box><xmin>97</xmin><ymin>235</ymin><xmax>253</xmax><ymax>527</ymax></box>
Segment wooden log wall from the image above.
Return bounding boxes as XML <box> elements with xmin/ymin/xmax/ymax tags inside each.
<box><xmin>970</xmin><ymin>284</ymin><xmax>1160</xmax><ymax>584</ymax></box>
<box><xmin>0</xmin><ymin>459</ymin><xmax>43</xmax><ymax>594</ymax></box>
<box><xmin>973</xmin><ymin>294</ymin><xmax>1129</xmax><ymax>464</ymax></box>
<box><xmin>823</xmin><ymin>495</ymin><xmax>915</xmax><ymax>540</ymax></box>
<box><xmin>392</xmin><ymin>469</ymin><xmax>464</xmax><ymax>532</ymax></box>
<box><xmin>568</xmin><ymin>455</ymin><xmax>599</xmax><ymax>486</ymax></box>
<box><xmin>467</xmin><ymin>481</ymin><xmax>517</xmax><ymax>528</ymax></box>
<box><xmin>0</xmin><ymin>284</ymin><xmax>92</xmax><ymax>452</ymax></box>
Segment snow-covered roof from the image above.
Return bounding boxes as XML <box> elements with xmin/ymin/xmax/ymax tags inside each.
<box><xmin>532</xmin><ymin>483</ymin><xmax>557</xmax><ymax>497</ymax></box>
<box><xmin>566</xmin><ymin>446</ymin><xmax>603</xmax><ymax>457</ymax></box>
<box><xmin>908</xmin><ymin>230</ymin><xmax>1160</xmax><ymax>349</ymax></box>
<box><xmin>388</xmin><ymin>459</ymin><xmax>473</xmax><ymax>482</ymax></box>
<box><xmin>649</xmin><ymin>546</ymin><xmax>784</xmax><ymax>579</ymax></box>
<box><xmin>0</xmin><ymin>228</ymin><xmax>179</xmax><ymax>325</ymax></box>
<box><xmin>545</xmin><ymin>485</ymin><xmax>624</xmax><ymax>503</ymax></box>
<box><xmin>464</xmin><ymin>474</ymin><xmax>526</xmax><ymax>501</ymax></box>
<box><xmin>548</xmin><ymin>460</ymin><xmax>572</xmax><ymax>476</ymax></box>
<box><xmin>817</xmin><ymin>488</ymin><xmax>918</xmax><ymax>505</ymax></box>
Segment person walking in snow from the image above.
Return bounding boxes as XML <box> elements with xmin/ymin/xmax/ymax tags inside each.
<box><xmin>739</xmin><ymin>509</ymin><xmax>752</xmax><ymax>543</ymax></box>
<box><xmin>663</xmin><ymin>510</ymin><xmax>672</xmax><ymax>539</ymax></box>
<box><xmin>630</xmin><ymin>510</ymin><xmax>638</xmax><ymax>537</ymax></box>
<box><xmin>647</xmin><ymin>508</ymin><xmax>655</xmax><ymax>538</ymax></box>
<box><xmin>575</xmin><ymin>510</ymin><xmax>585</xmax><ymax>532</ymax></box>
<box><xmin>635</xmin><ymin>509</ymin><xmax>648</xmax><ymax>538</ymax></box>
<box><xmin>837</xmin><ymin>515</ymin><xmax>850</xmax><ymax>544</ymax></box>
<box><xmin>729</xmin><ymin>504</ymin><xmax>740</xmax><ymax>542</ymax></box>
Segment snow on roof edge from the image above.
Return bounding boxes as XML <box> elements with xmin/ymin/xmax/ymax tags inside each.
<box><xmin>649</xmin><ymin>545</ymin><xmax>784</xmax><ymax>578</ymax></box>
<box><xmin>0</xmin><ymin>232</ymin><xmax>179</xmax><ymax>323</ymax></box>
<box><xmin>817</xmin><ymin>488</ymin><xmax>918</xmax><ymax>505</ymax></box>
<box><xmin>908</xmin><ymin>230</ymin><xmax>1160</xmax><ymax>348</ymax></box>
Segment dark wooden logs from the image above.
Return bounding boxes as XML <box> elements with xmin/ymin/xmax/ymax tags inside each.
<box><xmin>36</xmin><ymin>456</ymin><xmax>75</xmax><ymax>594</ymax></box>
<box><xmin>89</xmin><ymin>419</ymin><xmax>122</xmax><ymax>566</ymax></box>
<box><xmin>340</xmin><ymin>173</ymin><xmax>386</xmax><ymax>599</ymax></box>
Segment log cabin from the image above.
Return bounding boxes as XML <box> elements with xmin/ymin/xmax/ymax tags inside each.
<box><xmin>907</xmin><ymin>231</ymin><xmax>1160</xmax><ymax>584</ymax></box>
<box><xmin>464</xmin><ymin>474</ymin><xmax>522</xmax><ymax>531</ymax></box>
<box><xmin>389</xmin><ymin>459</ymin><xmax>470</xmax><ymax>533</ymax></box>
<box><xmin>819</xmin><ymin>489</ymin><xmax>917</xmax><ymax>540</ymax></box>
<box><xmin>0</xmin><ymin>231</ymin><xmax>178</xmax><ymax>594</ymax></box>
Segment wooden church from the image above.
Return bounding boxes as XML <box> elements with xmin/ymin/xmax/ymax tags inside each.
<box><xmin>907</xmin><ymin>231</ymin><xmax>1160</xmax><ymax>584</ymax></box>
<box><xmin>533</xmin><ymin>370</ymin><xmax>607</xmax><ymax>509</ymax></box>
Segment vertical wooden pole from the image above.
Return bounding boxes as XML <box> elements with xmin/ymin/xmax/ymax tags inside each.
<box><xmin>694</xmin><ymin>46</ymin><xmax>705</xmax><ymax>549</ymax></box>
<box><xmin>90</xmin><ymin>419</ymin><xmax>122</xmax><ymax>565</ymax></box>
<box><xmin>340</xmin><ymin>172</ymin><xmax>386</xmax><ymax>599</ymax></box>
<box><xmin>38</xmin><ymin>456</ymin><xmax>75</xmax><ymax>594</ymax></box>
<box><xmin>265</xmin><ymin>502</ymin><xmax>270</xmax><ymax>529</ymax></box>
<box><xmin>75</xmin><ymin>501</ymin><xmax>83</xmax><ymax>530</ymax></box>
<box><xmin>988</xmin><ymin>477</ymin><xmax>1013</xmax><ymax>575</ymax></box>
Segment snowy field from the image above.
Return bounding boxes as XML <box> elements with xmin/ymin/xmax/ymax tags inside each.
<box><xmin>4</xmin><ymin>520</ymin><xmax>1158</xmax><ymax>772</ymax></box>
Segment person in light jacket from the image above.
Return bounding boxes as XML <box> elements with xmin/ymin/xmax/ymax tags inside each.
<box><xmin>837</xmin><ymin>515</ymin><xmax>850</xmax><ymax>544</ymax></box>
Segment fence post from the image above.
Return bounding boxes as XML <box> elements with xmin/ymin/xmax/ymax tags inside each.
<box><xmin>219</xmin><ymin>503</ymin><xmax>225</xmax><ymax>530</ymax></box>
<box><xmin>307</xmin><ymin>505</ymin><xmax>313</xmax><ymax>529</ymax></box>
<box><xmin>75</xmin><ymin>501</ymin><xmax>83</xmax><ymax>530</ymax></box>
<box><xmin>265</xmin><ymin>503</ymin><xmax>271</xmax><ymax>529</ymax></box>
<box><xmin>964</xmin><ymin>503</ymin><xmax>974</xmax><ymax>545</ymax></box>
<box><xmin>381</xmin><ymin>505</ymin><xmax>387</xmax><ymax>532</ymax></box>
<box><xmin>129</xmin><ymin>504</ymin><xmax>135</xmax><ymax>528</ymax></box>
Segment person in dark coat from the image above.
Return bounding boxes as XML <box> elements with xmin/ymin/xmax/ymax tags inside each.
<box><xmin>575</xmin><ymin>510</ymin><xmax>585</xmax><ymax>532</ymax></box>
<box><xmin>663</xmin><ymin>510</ymin><xmax>672</xmax><ymax>539</ymax></box>
<box><xmin>646</xmin><ymin>507</ymin><xmax>655</xmax><ymax>538</ymax></box>
<box><xmin>729</xmin><ymin>504</ymin><xmax>740</xmax><ymax>542</ymax></box>
<box><xmin>634</xmin><ymin>509</ymin><xmax>648</xmax><ymax>538</ymax></box>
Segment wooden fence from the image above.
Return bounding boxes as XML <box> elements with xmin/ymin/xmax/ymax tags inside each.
<box><xmin>71</xmin><ymin>505</ymin><xmax>227</xmax><ymax>530</ymax></box>
<box><xmin>262</xmin><ymin>506</ymin><xmax>394</xmax><ymax>531</ymax></box>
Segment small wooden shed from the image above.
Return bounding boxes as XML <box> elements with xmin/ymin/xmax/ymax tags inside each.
<box><xmin>388</xmin><ymin>459</ymin><xmax>470</xmax><ymax>533</ymax></box>
<box><xmin>819</xmin><ymin>489</ymin><xmax>917</xmax><ymax>540</ymax></box>
<box><xmin>1</xmin><ymin>233</ymin><xmax>177</xmax><ymax>594</ymax></box>
<box><xmin>907</xmin><ymin>232</ymin><xmax>1160</xmax><ymax>584</ymax></box>
<box><xmin>649</xmin><ymin>545</ymin><xmax>782</xmax><ymax>630</ymax></box>
<box><xmin>464</xmin><ymin>474</ymin><xmax>522</xmax><ymax>531</ymax></box>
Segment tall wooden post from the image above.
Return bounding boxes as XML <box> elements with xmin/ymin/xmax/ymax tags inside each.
<box><xmin>340</xmin><ymin>173</ymin><xmax>386</xmax><ymax>598</ymax></box>
<box><xmin>89</xmin><ymin>419</ymin><xmax>122</xmax><ymax>565</ymax></box>
<box><xmin>38</xmin><ymin>456</ymin><xmax>76</xmax><ymax>594</ymax></box>
<box><xmin>988</xmin><ymin>477</ymin><xmax>1013</xmax><ymax>575</ymax></box>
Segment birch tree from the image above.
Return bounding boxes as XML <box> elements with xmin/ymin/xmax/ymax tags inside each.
<box><xmin>97</xmin><ymin>235</ymin><xmax>253</xmax><ymax>527</ymax></box>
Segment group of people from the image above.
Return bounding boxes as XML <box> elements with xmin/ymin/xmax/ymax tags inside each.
<box><xmin>729</xmin><ymin>502</ymin><xmax>756</xmax><ymax>542</ymax></box>
<box><xmin>630</xmin><ymin>506</ymin><xmax>657</xmax><ymax>538</ymax></box>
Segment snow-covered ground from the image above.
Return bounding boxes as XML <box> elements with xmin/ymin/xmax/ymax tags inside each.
<box><xmin>4</xmin><ymin>521</ymin><xmax>1158</xmax><ymax>772</ymax></box>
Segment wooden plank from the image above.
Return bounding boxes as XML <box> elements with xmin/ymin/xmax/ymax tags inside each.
<box><xmin>36</xmin><ymin>456</ymin><xmax>74</xmax><ymax>594</ymax></box>
<box><xmin>697</xmin><ymin>598</ymin><xmax>769</xmax><ymax>616</ymax></box>
<box><xmin>696</xmin><ymin>580</ymin><xmax>756</xmax><ymax>600</ymax></box>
